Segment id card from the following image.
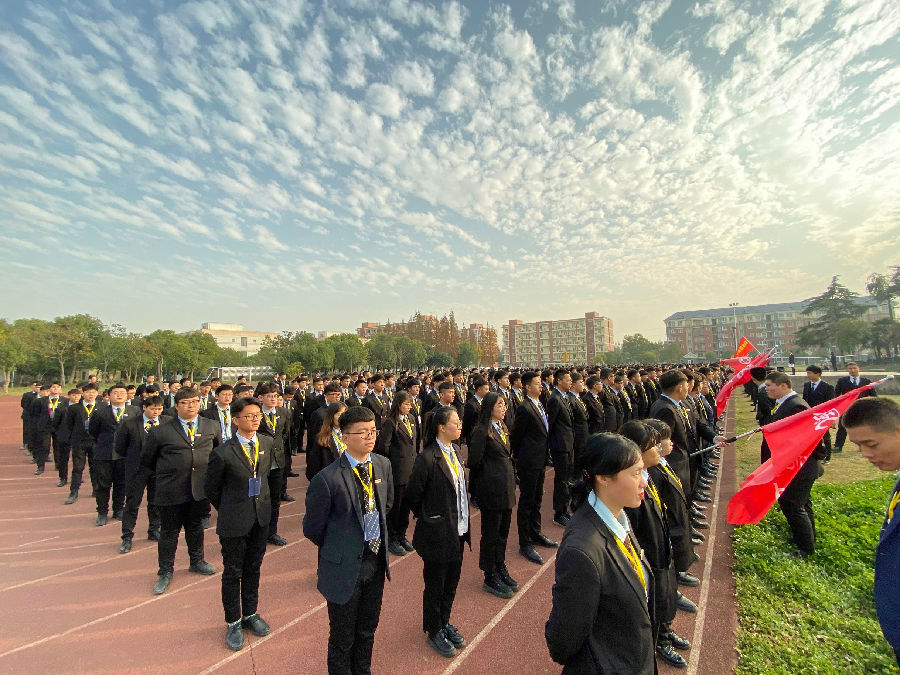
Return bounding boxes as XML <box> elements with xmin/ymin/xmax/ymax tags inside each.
<box><xmin>248</xmin><ymin>476</ymin><xmax>262</xmax><ymax>497</ymax></box>
<box><xmin>363</xmin><ymin>511</ymin><xmax>380</xmax><ymax>541</ymax></box>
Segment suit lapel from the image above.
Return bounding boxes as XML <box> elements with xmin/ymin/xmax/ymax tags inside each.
<box><xmin>587</xmin><ymin>509</ymin><xmax>649</xmax><ymax>609</ymax></box>
<box><xmin>435</xmin><ymin>447</ymin><xmax>456</xmax><ymax>487</ymax></box>
<box><xmin>339</xmin><ymin>455</ymin><xmax>365</xmax><ymax>531</ymax></box>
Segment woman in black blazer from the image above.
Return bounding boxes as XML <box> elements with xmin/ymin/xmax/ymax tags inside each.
<box><xmin>545</xmin><ymin>433</ymin><xmax>655</xmax><ymax>675</ymax></box>
<box><xmin>376</xmin><ymin>391</ymin><xmax>418</xmax><ymax>556</ymax></box>
<box><xmin>621</xmin><ymin>421</ymin><xmax>689</xmax><ymax>668</ymax></box>
<box><xmin>467</xmin><ymin>392</ymin><xmax>517</xmax><ymax>598</ymax></box>
<box><xmin>306</xmin><ymin>402</ymin><xmax>347</xmax><ymax>482</ymax></box>
<box><xmin>406</xmin><ymin>405</ymin><xmax>471</xmax><ymax>659</ymax></box>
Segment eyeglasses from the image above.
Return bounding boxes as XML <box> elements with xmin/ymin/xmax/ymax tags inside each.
<box><xmin>343</xmin><ymin>430</ymin><xmax>379</xmax><ymax>439</ymax></box>
<box><xmin>238</xmin><ymin>414</ymin><xmax>263</xmax><ymax>420</ymax></box>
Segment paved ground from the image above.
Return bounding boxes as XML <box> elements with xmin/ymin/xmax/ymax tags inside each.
<box><xmin>0</xmin><ymin>395</ymin><xmax>738</xmax><ymax>675</ymax></box>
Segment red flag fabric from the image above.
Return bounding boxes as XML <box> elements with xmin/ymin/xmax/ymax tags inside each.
<box><xmin>732</xmin><ymin>337</ymin><xmax>755</xmax><ymax>358</ymax></box>
<box><xmin>714</xmin><ymin>349</ymin><xmax>774</xmax><ymax>418</ymax></box>
<box><xmin>721</xmin><ymin>355</ymin><xmax>754</xmax><ymax>371</ymax></box>
<box><xmin>726</xmin><ymin>385</ymin><xmax>873</xmax><ymax>525</ymax></box>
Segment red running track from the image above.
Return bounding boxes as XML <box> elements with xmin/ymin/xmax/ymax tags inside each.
<box><xmin>0</xmin><ymin>395</ymin><xmax>737</xmax><ymax>675</ymax></box>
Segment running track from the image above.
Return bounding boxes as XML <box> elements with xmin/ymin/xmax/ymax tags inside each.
<box><xmin>0</xmin><ymin>396</ymin><xmax>737</xmax><ymax>674</ymax></box>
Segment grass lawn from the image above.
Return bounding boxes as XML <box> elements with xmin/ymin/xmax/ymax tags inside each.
<box><xmin>729</xmin><ymin>392</ymin><xmax>898</xmax><ymax>674</ymax></box>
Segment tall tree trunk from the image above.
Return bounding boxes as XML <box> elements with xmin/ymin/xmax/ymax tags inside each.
<box><xmin>1</xmin><ymin>370</ymin><xmax>9</xmax><ymax>394</ymax></box>
<box><xmin>57</xmin><ymin>356</ymin><xmax>66</xmax><ymax>385</ymax></box>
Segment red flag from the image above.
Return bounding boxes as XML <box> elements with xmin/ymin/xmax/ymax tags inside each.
<box><xmin>726</xmin><ymin>385</ymin><xmax>873</xmax><ymax>525</ymax></box>
<box><xmin>721</xmin><ymin>355</ymin><xmax>754</xmax><ymax>371</ymax></box>
<box><xmin>714</xmin><ymin>349</ymin><xmax>774</xmax><ymax>418</ymax></box>
<box><xmin>732</xmin><ymin>337</ymin><xmax>755</xmax><ymax>358</ymax></box>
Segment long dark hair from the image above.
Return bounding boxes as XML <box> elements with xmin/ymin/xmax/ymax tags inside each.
<box><xmin>386</xmin><ymin>390</ymin><xmax>412</xmax><ymax>425</ymax></box>
<box><xmin>424</xmin><ymin>405</ymin><xmax>457</xmax><ymax>448</ymax></box>
<box><xmin>317</xmin><ymin>402</ymin><xmax>347</xmax><ymax>448</ymax></box>
<box><xmin>619</xmin><ymin>420</ymin><xmax>655</xmax><ymax>452</ymax></box>
<box><xmin>571</xmin><ymin>433</ymin><xmax>642</xmax><ymax>510</ymax></box>
<box><xmin>477</xmin><ymin>392</ymin><xmax>504</xmax><ymax>427</ymax></box>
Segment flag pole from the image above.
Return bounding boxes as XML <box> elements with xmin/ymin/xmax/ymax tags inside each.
<box><xmin>692</xmin><ymin>373</ymin><xmax>895</xmax><ymax>458</ymax></box>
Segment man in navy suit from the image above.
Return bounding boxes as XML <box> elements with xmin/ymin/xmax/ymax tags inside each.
<box><xmin>303</xmin><ymin>405</ymin><xmax>393</xmax><ymax>675</ymax></box>
<box><xmin>803</xmin><ymin>366</ymin><xmax>836</xmax><ymax>460</ymax></box>
<box><xmin>833</xmin><ymin>362</ymin><xmax>876</xmax><ymax>452</ymax></box>
<box><xmin>843</xmin><ymin>398</ymin><xmax>900</xmax><ymax>665</ymax></box>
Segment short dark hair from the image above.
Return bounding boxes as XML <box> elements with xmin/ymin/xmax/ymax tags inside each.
<box><xmin>145</xmin><ymin>384</ymin><xmax>161</xmax><ymax>394</ymax></box>
<box><xmin>142</xmin><ymin>395</ymin><xmax>164</xmax><ymax>408</ymax></box>
<box><xmin>472</xmin><ymin>378</ymin><xmax>489</xmax><ymax>391</ymax></box>
<box><xmin>231</xmin><ymin>396</ymin><xmax>262</xmax><ymax>416</ymax></box>
<box><xmin>438</xmin><ymin>380</ymin><xmax>455</xmax><ymax>392</ymax></box>
<box><xmin>109</xmin><ymin>382</ymin><xmax>128</xmax><ymax>393</ymax></box>
<box><xmin>749</xmin><ymin>367</ymin><xmax>768</xmax><ymax>381</ymax></box>
<box><xmin>369</xmin><ymin>373</ymin><xmax>384</xmax><ymax>384</ymax></box>
<box><xmin>586</xmin><ymin>375</ymin><xmax>601</xmax><ymax>389</ymax></box>
<box><xmin>521</xmin><ymin>371</ymin><xmax>540</xmax><ymax>387</ymax></box>
<box><xmin>179</xmin><ymin>377</ymin><xmax>192</xmax><ymax>386</ymax></box>
<box><xmin>764</xmin><ymin>371</ymin><xmax>792</xmax><ymax>387</ymax></box>
<box><xmin>234</xmin><ymin>384</ymin><xmax>253</xmax><ymax>397</ymax></box>
<box><xmin>339</xmin><ymin>404</ymin><xmax>376</xmax><ymax>431</ymax></box>
<box><xmin>659</xmin><ymin>370</ymin><xmax>687</xmax><ymax>392</ymax></box>
<box><xmin>644</xmin><ymin>418</ymin><xmax>672</xmax><ymax>441</ymax></box>
<box><xmin>174</xmin><ymin>387</ymin><xmax>200</xmax><ymax>403</ymax></box>
<box><xmin>842</xmin><ymin>397</ymin><xmax>900</xmax><ymax>433</ymax></box>
<box><xmin>82</xmin><ymin>383</ymin><xmax>99</xmax><ymax>392</ymax></box>
<box><xmin>806</xmin><ymin>365</ymin><xmax>823</xmax><ymax>375</ymax></box>
<box><xmin>216</xmin><ymin>384</ymin><xmax>234</xmax><ymax>395</ymax></box>
<box><xmin>255</xmin><ymin>381</ymin><xmax>278</xmax><ymax>396</ymax></box>
<box><xmin>323</xmin><ymin>382</ymin><xmax>342</xmax><ymax>394</ymax></box>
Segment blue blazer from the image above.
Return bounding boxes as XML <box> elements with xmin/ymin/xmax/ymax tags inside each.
<box><xmin>875</xmin><ymin>474</ymin><xmax>900</xmax><ymax>653</ymax></box>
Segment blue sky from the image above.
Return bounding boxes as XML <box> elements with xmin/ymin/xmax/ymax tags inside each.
<box><xmin>1</xmin><ymin>0</ymin><xmax>897</xmax><ymax>343</ymax></box>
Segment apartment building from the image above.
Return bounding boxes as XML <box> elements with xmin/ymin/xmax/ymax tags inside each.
<box><xmin>502</xmin><ymin>312</ymin><xmax>614</xmax><ymax>368</ymax></box>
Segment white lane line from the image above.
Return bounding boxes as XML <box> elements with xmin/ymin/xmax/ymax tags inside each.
<box><xmin>0</xmin><ymin>547</ymin><xmax>156</xmax><ymax>593</ymax></box>
<box><xmin>16</xmin><ymin>536</ymin><xmax>59</xmax><ymax>548</ymax></box>
<box><xmin>0</xmin><ymin>541</ymin><xmax>110</xmax><ymax>556</ymax></box>
<box><xmin>441</xmin><ymin>551</ymin><xmax>557</xmax><ymax>675</ymax></box>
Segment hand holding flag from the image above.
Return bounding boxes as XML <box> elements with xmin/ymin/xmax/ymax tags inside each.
<box><xmin>714</xmin><ymin>348</ymin><xmax>776</xmax><ymax>418</ymax></box>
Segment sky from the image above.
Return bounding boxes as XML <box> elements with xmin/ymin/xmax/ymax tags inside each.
<box><xmin>1</xmin><ymin>0</ymin><xmax>898</xmax><ymax>344</ymax></box>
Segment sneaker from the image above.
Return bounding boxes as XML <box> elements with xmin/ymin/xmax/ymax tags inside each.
<box><xmin>426</xmin><ymin>628</ymin><xmax>457</xmax><ymax>658</ymax></box>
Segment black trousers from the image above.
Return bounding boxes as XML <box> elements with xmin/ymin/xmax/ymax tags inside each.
<box><xmin>835</xmin><ymin>423</ymin><xmax>848</xmax><ymax>449</ymax></box>
<box><xmin>387</xmin><ymin>483</ymin><xmax>410</xmax><ymax>541</ymax></box>
<box><xmin>479</xmin><ymin>508</ymin><xmax>511</xmax><ymax>574</ymax></box>
<box><xmin>220</xmin><ymin>521</ymin><xmax>268</xmax><ymax>624</ymax></box>
<box><xmin>421</xmin><ymin>538</ymin><xmax>464</xmax><ymax>635</ymax></box>
<box><xmin>517</xmin><ymin>464</ymin><xmax>546</xmax><ymax>547</ymax></box>
<box><xmin>778</xmin><ymin>460</ymin><xmax>818</xmax><ymax>555</ymax></box>
<box><xmin>821</xmin><ymin>430</ymin><xmax>832</xmax><ymax>461</ymax></box>
<box><xmin>326</xmin><ymin>549</ymin><xmax>386</xmax><ymax>675</ymax></box>
<box><xmin>121</xmin><ymin>470</ymin><xmax>160</xmax><ymax>540</ymax></box>
<box><xmin>56</xmin><ymin>444</ymin><xmax>70</xmax><ymax>480</ymax></box>
<box><xmin>268</xmin><ymin>468</ymin><xmax>282</xmax><ymax>536</ymax></box>
<box><xmin>93</xmin><ymin>460</ymin><xmax>126</xmax><ymax>515</ymax></box>
<box><xmin>157</xmin><ymin>499</ymin><xmax>208</xmax><ymax>575</ymax></box>
<box><xmin>34</xmin><ymin>433</ymin><xmax>52</xmax><ymax>468</ymax></box>
<box><xmin>551</xmin><ymin>449</ymin><xmax>573</xmax><ymax>516</ymax></box>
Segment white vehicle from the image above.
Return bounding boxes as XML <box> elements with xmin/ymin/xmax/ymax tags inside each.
<box><xmin>205</xmin><ymin>366</ymin><xmax>274</xmax><ymax>383</ymax></box>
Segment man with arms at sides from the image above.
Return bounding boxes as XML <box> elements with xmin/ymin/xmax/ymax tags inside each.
<box><xmin>307</xmin><ymin>383</ymin><xmax>343</xmax><ymax>455</ymax></box>
<box><xmin>30</xmin><ymin>382</ymin><xmax>68</xmax><ymax>476</ymax></box>
<box><xmin>547</xmin><ymin>369</ymin><xmax>575</xmax><ymax>528</ymax></box>
<box><xmin>511</xmin><ymin>371</ymin><xmax>558</xmax><ymax>565</ymax></box>
<box><xmin>582</xmin><ymin>375</ymin><xmax>608</xmax><ymax>435</ymax></box>
<box><xmin>599</xmin><ymin>368</ymin><xmax>622</xmax><ymax>431</ymax></box>
<box><xmin>205</xmin><ymin>396</ymin><xmax>274</xmax><ymax>652</ymax></box>
<box><xmin>61</xmin><ymin>383</ymin><xmax>99</xmax><ymax>505</ymax></box>
<box><xmin>347</xmin><ymin>379</ymin><xmax>369</xmax><ymax>408</ymax></box>
<box><xmin>140</xmin><ymin>387</ymin><xmax>221</xmax><ymax>595</ymax></box>
<box><xmin>833</xmin><ymin>362</ymin><xmax>876</xmax><ymax>453</ymax></box>
<box><xmin>254</xmin><ymin>382</ymin><xmax>292</xmax><ymax>547</ymax></box>
<box><xmin>364</xmin><ymin>374</ymin><xmax>389</xmax><ymax>432</ymax></box>
<box><xmin>803</xmin><ymin>365</ymin><xmax>836</xmax><ymax>461</ymax></box>
<box><xmin>842</xmin><ymin>397</ymin><xmax>900</xmax><ymax>666</ymax></box>
<box><xmin>116</xmin><ymin>394</ymin><xmax>167</xmax><ymax>552</ymax></box>
<box><xmin>291</xmin><ymin>375</ymin><xmax>309</xmax><ymax>453</ymax></box>
<box><xmin>20</xmin><ymin>381</ymin><xmax>40</xmax><ymax>452</ymax></box>
<box><xmin>462</xmin><ymin>377</ymin><xmax>489</xmax><ymax>448</ymax></box>
<box><xmin>303</xmin><ymin>406</ymin><xmax>393</xmax><ymax>675</ymax></box>
<box><xmin>422</xmin><ymin>381</ymin><xmax>457</xmax><ymax>435</ymax></box>
<box><xmin>89</xmin><ymin>383</ymin><xmax>137</xmax><ymax>526</ymax></box>
<box><xmin>202</xmin><ymin>384</ymin><xmax>236</xmax><ymax>442</ymax></box>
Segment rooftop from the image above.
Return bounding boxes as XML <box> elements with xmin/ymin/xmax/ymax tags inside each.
<box><xmin>664</xmin><ymin>297</ymin><xmax>881</xmax><ymax>322</ymax></box>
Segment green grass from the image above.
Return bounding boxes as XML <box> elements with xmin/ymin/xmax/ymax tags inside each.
<box><xmin>728</xmin><ymin>393</ymin><xmax>899</xmax><ymax>674</ymax></box>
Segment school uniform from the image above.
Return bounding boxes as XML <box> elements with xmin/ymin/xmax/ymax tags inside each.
<box><xmin>62</xmin><ymin>400</ymin><xmax>98</xmax><ymax>497</ymax></box>
<box><xmin>256</xmin><ymin>406</ymin><xmax>291</xmax><ymax>541</ymax></box>
<box><xmin>30</xmin><ymin>395</ymin><xmax>68</xmax><ymax>473</ymax></box>
<box><xmin>582</xmin><ymin>391</ymin><xmax>607</xmax><ymax>435</ymax></box>
<box><xmin>833</xmin><ymin>375</ymin><xmax>876</xmax><ymax>449</ymax></box>
<box><xmin>363</xmin><ymin>392</ymin><xmax>388</xmax><ymax>431</ymax></box>
<box><xmin>510</xmin><ymin>396</ymin><xmax>550</xmax><ymax>550</ymax></box>
<box><xmin>375</xmin><ymin>415</ymin><xmax>417</xmax><ymax>547</ymax></box>
<box><xmin>875</xmin><ymin>475</ymin><xmax>900</xmax><ymax>662</ymax></box>
<box><xmin>649</xmin><ymin>459</ymin><xmax>695</xmax><ymax>573</ymax></box>
<box><xmin>547</xmin><ymin>389</ymin><xmax>575</xmax><ymax>520</ymax></box>
<box><xmin>115</xmin><ymin>413</ymin><xmax>167</xmax><ymax>543</ymax></box>
<box><xmin>89</xmin><ymin>403</ymin><xmax>138</xmax><ymax>518</ymax></box>
<box><xmin>308</xmin><ymin>429</ymin><xmax>345</xmax><ymax>482</ymax></box>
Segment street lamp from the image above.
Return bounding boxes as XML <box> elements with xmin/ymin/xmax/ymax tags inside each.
<box><xmin>729</xmin><ymin>302</ymin><xmax>739</xmax><ymax>352</ymax></box>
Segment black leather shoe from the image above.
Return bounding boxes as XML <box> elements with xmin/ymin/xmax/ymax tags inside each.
<box><xmin>280</xmin><ymin>494</ymin><xmax>296</xmax><ymax>502</ymax></box>
<box><xmin>153</xmin><ymin>573</ymin><xmax>172</xmax><ymax>595</ymax></box>
<box><xmin>401</xmin><ymin>538</ymin><xmax>415</xmax><ymax>552</ymax></box>
<box><xmin>497</xmin><ymin>563</ymin><xmax>519</xmax><ymax>592</ymax></box>
<box><xmin>188</xmin><ymin>560</ymin><xmax>216</xmax><ymax>575</ymax></box>
<box><xmin>426</xmin><ymin>629</ymin><xmax>457</xmax><ymax>658</ymax></box>
<box><xmin>676</xmin><ymin>592</ymin><xmax>697</xmax><ymax>613</ymax></box>
<box><xmin>267</xmin><ymin>534</ymin><xmax>287</xmax><ymax>546</ymax></box>
<box><xmin>286</xmin><ymin>471</ymin><xmax>300</xmax><ymax>477</ymax></box>
<box><xmin>201</xmin><ymin>517</ymin><xmax>211</xmax><ymax>529</ymax></box>
<box><xmin>552</xmin><ymin>515</ymin><xmax>570</xmax><ymax>528</ymax></box>
<box><xmin>113</xmin><ymin>510</ymin><xmax>124</xmax><ymax>521</ymax></box>
<box><xmin>657</xmin><ymin>644</ymin><xmax>687</xmax><ymax>668</ymax></box>
<box><xmin>677</xmin><ymin>572</ymin><xmax>700</xmax><ymax>587</ymax></box>
<box><xmin>483</xmin><ymin>572</ymin><xmax>514</xmax><ymax>599</ymax></box>
<box><xmin>832</xmin><ymin>446</ymin><xmax>843</xmax><ymax>453</ymax></box>
<box><xmin>665</xmin><ymin>631</ymin><xmax>692</xmax><ymax>650</ymax></box>
<box><xmin>444</xmin><ymin>623</ymin><xmax>466</xmax><ymax>648</ymax></box>
<box><xmin>520</xmin><ymin>545</ymin><xmax>544</xmax><ymax>565</ymax></box>
<box><xmin>697</xmin><ymin>480</ymin><xmax>712</xmax><ymax>490</ymax></box>
<box><xmin>692</xmin><ymin>535</ymin><xmax>704</xmax><ymax>546</ymax></box>
<box><xmin>692</xmin><ymin>552</ymin><xmax>701</xmax><ymax>563</ymax></box>
<box><xmin>388</xmin><ymin>540</ymin><xmax>407</xmax><ymax>556</ymax></box>
<box><xmin>241</xmin><ymin>613</ymin><xmax>270</xmax><ymax>636</ymax></box>
<box><xmin>119</xmin><ymin>538</ymin><xmax>132</xmax><ymax>554</ymax></box>
<box><xmin>96</xmin><ymin>514</ymin><xmax>108</xmax><ymax>526</ymax></box>
<box><xmin>691</xmin><ymin>527</ymin><xmax>705</xmax><ymax>540</ymax></box>
<box><xmin>56</xmin><ymin>478</ymin><xmax>66</xmax><ymax>487</ymax></box>
<box><xmin>692</xmin><ymin>518</ymin><xmax>709</xmax><ymax>530</ymax></box>
<box><xmin>226</xmin><ymin>622</ymin><xmax>244</xmax><ymax>651</ymax></box>
<box><xmin>64</xmin><ymin>489</ymin><xmax>78</xmax><ymax>505</ymax></box>
<box><xmin>534</xmin><ymin>533</ymin><xmax>559</xmax><ymax>548</ymax></box>
<box><xmin>34</xmin><ymin>467</ymin><xmax>44</xmax><ymax>475</ymax></box>
<box><xmin>692</xmin><ymin>502</ymin><xmax>707</xmax><ymax>511</ymax></box>
<box><xmin>694</xmin><ymin>492</ymin><xmax>713</xmax><ymax>503</ymax></box>
<box><xmin>148</xmin><ymin>530</ymin><xmax>160</xmax><ymax>541</ymax></box>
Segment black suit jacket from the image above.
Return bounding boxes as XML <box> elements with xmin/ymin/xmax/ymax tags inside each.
<box><xmin>510</xmin><ymin>397</ymin><xmax>549</xmax><ymax>469</ymax></box>
<box><xmin>114</xmin><ymin>414</ymin><xmax>173</xmax><ymax>480</ymax></box>
<box><xmin>200</xmin><ymin>406</ymin><xmax>236</xmax><ymax>441</ymax></box>
<box><xmin>61</xmin><ymin>402</ymin><xmax>98</xmax><ymax>452</ymax></box>
<box><xmin>567</xmin><ymin>392</ymin><xmax>589</xmax><ymax>457</ymax></box>
<box><xmin>461</xmin><ymin>397</ymin><xmax>481</xmax><ymax>446</ymax></box>
<box><xmin>547</xmin><ymin>389</ymin><xmax>574</xmax><ymax>456</ymax></box>
<box><xmin>649</xmin><ymin>396</ymin><xmax>693</xmax><ymax>489</ymax></box>
<box><xmin>347</xmin><ymin>393</ymin><xmax>367</xmax><ymax>408</ymax></box>
<box><xmin>89</xmin><ymin>404</ymin><xmax>139</xmax><ymax>461</ymax></box>
<box><xmin>834</xmin><ymin>376</ymin><xmax>876</xmax><ymax>397</ymax></box>
<box><xmin>303</xmin><ymin>452</ymin><xmax>393</xmax><ymax>604</ymax></box>
<box><xmin>31</xmin><ymin>396</ymin><xmax>69</xmax><ymax>439</ymax></box>
<box><xmin>649</xmin><ymin>462</ymin><xmax>694</xmax><ymax>572</ymax></box>
<box><xmin>616</xmin><ymin>390</ymin><xmax>634</xmax><ymax>423</ymax></box>
<box><xmin>600</xmin><ymin>388</ymin><xmax>620</xmax><ymax>432</ymax></box>
<box><xmin>375</xmin><ymin>416</ymin><xmax>417</xmax><ymax>486</ymax></box>
<box><xmin>802</xmin><ymin>380</ymin><xmax>836</xmax><ymax>408</ymax></box>
<box><xmin>205</xmin><ymin>435</ymin><xmax>273</xmax><ymax>537</ymax></box>
<box><xmin>582</xmin><ymin>392</ymin><xmax>606</xmax><ymax>435</ymax></box>
<box><xmin>760</xmin><ymin>394</ymin><xmax>823</xmax><ymax>468</ymax></box>
<box><xmin>545</xmin><ymin>503</ymin><xmax>655</xmax><ymax>675</ymax></box>
<box><xmin>363</xmin><ymin>392</ymin><xmax>388</xmax><ymax>431</ymax></box>
<box><xmin>467</xmin><ymin>423</ymin><xmax>516</xmax><ymax>510</ymax></box>
<box><xmin>140</xmin><ymin>416</ymin><xmax>221</xmax><ymax>505</ymax></box>
<box><xmin>308</xmin><ymin>432</ymin><xmax>343</xmax><ymax>482</ymax></box>
<box><xmin>257</xmin><ymin>407</ymin><xmax>290</xmax><ymax>470</ymax></box>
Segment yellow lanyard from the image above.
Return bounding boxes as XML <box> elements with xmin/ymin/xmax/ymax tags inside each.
<box><xmin>49</xmin><ymin>398</ymin><xmax>59</xmax><ymax>412</ymax></box>
<box><xmin>402</xmin><ymin>416</ymin><xmax>413</xmax><ymax>437</ymax></box>
<box><xmin>661</xmin><ymin>462</ymin><xmax>683</xmax><ymax>489</ymax></box>
<box><xmin>266</xmin><ymin>411</ymin><xmax>277</xmax><ymax>430</ymax></box>
<box><xmin>372</xmin><ymin>396</ymin><xmax>384</xmax><ymax>408</ymax></box>
<box><xmin>200</xmin><ymin>398</ymin><xmax>207</xmax><ymax>410</ymax></box>
<box><xmin>494</xmin><ymin>422</ymin><xmax>507</xmax><ymax>445</ymax></box>
<box><xmin>185</xmin><ymin>421</ymin><xmax>195</xmax><ymax>444</ymax></box>
<box><xmin>332</xmin><ymin>429</ymin><xmax>347</xmax><ymax>454</ymax></box>
<box><xmin>143</xmin><ymin>419</ymin><xmax>158</xmax><ymax>433</ymax></box>
<box><xmin>221</xmin><ymin>408</ymin><xmax>231</xmax><ymax>428</ymax></box>
<box><xmin>241</xmin><ymin>437</ymin><xmax>259</xmax><ymax>476</ymax></box>
<box><xmin>614</xmin><ymin>536</ymin><xmax>647</xmax><ymax>590</ymax></box>
<box><xmin>114</xmin><ymin>407</ymin><xmax>125</xmax><ymax>422</ymax></box>
<box><xmin>889</xmin><ymin>489</ymin><xmax>899</xmax><ymax>522</ymax></box>
<box><xmin>84</xmin><ymin>403</ymin><xmax>95</xmax><ymax>418</ymax></box>
<box><xmin>646</xmin><ymin>478</ymin><xmax>662</xmax><ymax>511</ymax></box>
<box><xmin>679</xmin><ymin>405</ymin><xmax>689</xmax><ymax>421</ymax></box>
<box><xmin>442</xmin><ymin>447</ymin><xmax>461</xmax><ymax>480</ymax></box>
<box><xmin>353</xmin><ymin>461</ymin><xmax>375</xmax><ymax>509</ymax></box>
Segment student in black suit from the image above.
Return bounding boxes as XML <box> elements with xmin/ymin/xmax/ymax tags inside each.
<box><xmin>116</xmin><ymin>395</ymin><xmax>167</xmax><ymax>552</ymax></box>
<box><xmin>568</xmin><ymin>374</ymin><xmax>589</xmax><ymax>475</ymax></box>
<box><xmin>545</xmin><ymin>433</ymin><xmax>655</xmax><ymax>675</ymax></box>
<box><xmin>363</xmin><ymin>374</ymin><xmax>389</xmax><ymax>431</ymax></box>
<box><xmin>507</xmin><ymin>373</ymin><xmax>524</xmax><ymax>426</ymax></box>
<box><xmin>511</xmin><ymin>371</ymin><xmax>558</xmax><ymax>565</ymax></box>
<box><xmin>833</xmin><ymin>362</ymin><xmax>876</xmax><ymax>452</ymax></box>
<box><xmin>406</xmin><ymin>405</ymin><xmax>471</xmax><ymax>658</ymax></box>
<box><xmin>468</xmin><ymin>392</ymin><xmax>517</xmax><ymax>599</ymax></box>
<box><xmin>140</xmin><ymin>387</ymin><xmax>221</xmax><ymax>595</ymax></box>
<box><xmin>30</xmin><ymin>382</ymin><xmax>68</xmax><ymax>476</ymax></box>
<box><xmin>347</xmin><ymin>379</ymin><xmax>368</xmax><ymax>408</ymax></box>
<box><xmin>547</xmin><ymin>369</ymin><xmax>575</xmax><ymax>527</ymax></box>
<box><xmin>306</xmin><ymin>383</ymin><xmax>342</xmax><ymax>454</ymax></box>
<box><xmin>307</xmin><ymin>402</ymin><xmax>348</xmax><ymax>481</ymax></box>
<box><xmin>583</xmin><ymin>376</ymin><xmax>607</xmax><ymax>435</ymax></box>
<box><xmin>461</xmin><ymin>378</ymin><xmax>489</xmax><ymax>447</ymax></box>
<box><xmin>803</xmin><ymin>365</ymin><xmax>837</xmax><ymax>460</ymax></box>
<box><xmin>88</xmin><ymin>383</ymin><xmax>137</xmax><ymax>526</ymax></box>
<box><xmin>598</xmin><ymin>369</ymin><xmax>621</xmax><ymax>432</ymax></box>
<box><xmin>303</xmin><ymin>405</ymin><xmax>393</xmax><ymax>675</ymax></box>
<box><xmin>202</xmin><ymin>384</ymin><xmax>236</xmax><ymax>442</ymax></box>
<box><xmin>254</xmin><ymin>382</ymin><xmax>292</xmax><ymax>546</ymax></box>
<box><xmin>761</xmin><ymin>372</ymin><xmax>823</xmax><ymax>558</ymax></box>
<box><xmin>205</xmin><ymin>396</ymin><xmax>274</xmax><ymax>651</ymax></box>
<box><xmin>376</xmin><ymin>392</ymin><xmax>418</xmax><ymax>557</ymax></box>
<box><xmin>20</xmin><ymin>382</ymin><xmax>40</xmax><ymax>451</ymax></box>
<box><xmin>61</xmin><ymin>383</ymin><xmax>99</xmax><ymax>504</ymax></box>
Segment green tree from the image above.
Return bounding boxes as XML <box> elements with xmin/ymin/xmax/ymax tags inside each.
<box><xmin>456</xmin><ymin>342</ymin><xmax>479</xmax><ymax>367</ymax></box>
<box><xmin>621</xmin><ymin>334</ymin><xmax>659</xmax><ymax>363</ymax></box>
<box><xmin>868</xmin><ymin>318</ymin><xmax>900</xmax><ymax>360</ymax></box>
<box><xmin>0</xmin><ymin>319</ymin><xmax>29</xmax><ymax>393</ymax></box>
<box><xmin>866</xmin><ymin>267</ymin><xmax>900</xmax><ymax>321</ymax></box>
<box><xmin>145</xmin><ymin>330</ymin><xmax>192</xmax><ymax>378</ymax></box>
<box><xmin>395</xmin><ymin>337</ymin><xmax>426</xmax><ymax>369</ymax></box>
<box><xmin>183</xmin><ymin>331</ymin><xmax>220</xmax><ymax>380</ymax></box>
<box><xmin>116</xmin><ymin>333</ymin><xmax>157</xmax><ymax>382</ymax></box>
<box><xmin>796</xmin><ymin>276</ymin><xmax>866</xmax><ymax>349</ymax></box>
<box><xmin>833</xmin><ymin>318</ymin><xmax>871</xmax><ymax>357</ymax></box>
<box><xmin>367</xmin><ymin>334</ymin><xmax>396</xmax><ymax>370</ymax></box>
<box><xmin>326</xmin><ymin>334</ymin><xmax>368</xmax><ymax>372</ymax></box>
<box><xmin>90</xmin><ymin>323</ymin><xmax>125</xmax><ymax>380</ymax></box>
<box><xmin>658</xmin><ymin>342</ymin><xmax>685</xmax><ymax>363</ymax></box>
<box><xmin>427</xmin><ymin>350</ymin><xmax>453</xmax><ymax>368</ymax></box>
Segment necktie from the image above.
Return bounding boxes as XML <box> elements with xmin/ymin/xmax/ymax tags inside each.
<box><xmin>354</xmin><ymin>462</ymin><xmax>380</xmax><ymax>554</ymax></box>
<box><xmin>186</xmin><ymin>420</ymin><xmax>195</xmax><ymax>444</ymax></box>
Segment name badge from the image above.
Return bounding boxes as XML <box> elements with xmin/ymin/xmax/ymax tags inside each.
<box><xmin>363</xmin><ymin>511</ymin><xmax>380</xmax><ymax>540</ymax></box>
<box><xmin>248</xmin><ymin>476</ymin><xmax>261</xmax><ymax>497</ymax></box>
